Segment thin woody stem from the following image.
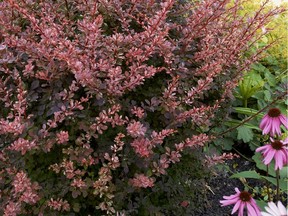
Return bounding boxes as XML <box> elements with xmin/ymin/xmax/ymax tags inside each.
<box><xmin>65</xmin><ymin>0</ymin><xmax>70</xmax><ymax>19</ymax></box>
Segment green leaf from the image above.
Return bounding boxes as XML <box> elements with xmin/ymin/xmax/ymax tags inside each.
<box><xmin>255</xmin><ymin>199</ymin><xmax>268</xmax><ymax>211</ymax></box>
<box><xmin>264</xmin><ymin>71</ymin><xmax>276</xmax><ymax>87</ymax></box>
<box><xmin>213</xmin><ymin>138</ymin><xmax>234</xmax><ymax>151</ymax></box>
<box><xmin>257</xmin><ymin>100</ymin><xmax>267</xmax><ymax>109</ymax></box>
<box><xmin>252</xmin><ymin>153</ymin><xmax>276</xmax><ymax>177</ymax></box>
<box><xmin>147</xmin><ymin>169</ymin><xmax>153</xmax><ymax>177</ymax></box>
<box><xmin>251</xmin><ymin>63</ymin><xmax>266</xmax><ymax>72</ymax></box>
<box><xmin>264</xmin><ymin>90</ymin><xmax>271</xmax><ymax>101</ymax></box>
<box><xmin>261</xmin><ymin>36</ymin><xmax>268</xmax><ymax>43</ymax></box>
<box><xmin>252</xmin><ymin>91</ymin><xmax>264</xmax><ymax>100</ymax></box>
<box><xmin>265</xmin><ymin>55</ymin><xmax>278</xmax><ymax>66</ymax></box>
<box><xmin>237</xmin><ymin>126</ymin><xmax>254</xmax><ymax>143</ymax></box>
<box><xmin>280</xmin><ymin>166</ymin><xmax>288</xmax><ymax>178</ymax></box>
<box><xmin>72</xmin><ymin>202</ymin><xmax>80</xmax><ymax>212</ymax></box>
<box><xmin>233</xmin><ymin>107</ymin><xmax>264</xmax><ymax>118</ymax></box>
<box><xmin>230</xmin><ymin>170</ymin><xmax>261</xmax><ymax>179</ymax></box>
<box><xmin>230</xmin><ymin>171</ymin><xmax>287</xmax><ymax>192</ymax></box>
<box><xmin>248</xmin><ymin>141</ymin><xmax>259</xmax><ymax>151</ymax></box>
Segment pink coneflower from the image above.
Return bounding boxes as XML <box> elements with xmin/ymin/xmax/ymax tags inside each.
<box><xmin>220</xmin><ymin>188</ymin><xmax>261</xmax><ymax>216</ymax></box>
<box><xmin>260</xmin><ymin>108</ymin><xmax>288</xmax><ymax>137</ymax></box>
<box><xmin>256</xmin><ymin>138</ymin><xmax>288</xmax><ymax>170</ymax></box>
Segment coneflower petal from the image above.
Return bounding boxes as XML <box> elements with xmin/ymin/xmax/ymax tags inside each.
<box><xmin>246</xmin><ymin>202</ymin><xmax>259</xmax><ymax>216</ymax></box>
<box><xmin>263</xmin><ymin>150</ymin><xmax>275</xmax><ymax>165</ymax></box>
<box><xmin>260</xmin><ymin>115</ymin><xmax>269</xmax><ymax>129</ymax></box>
<box><xmin>280</xmin><ymin>115</ymin><xmax>288</xmax><ymax>129</ymax></box>
<box><xmin>271</xmin><ymin>117</ymin><xmax>281</xmax><ymax>136</ymax></box>
<box><xmin>262</xmin><ymin>201</ymin><xmax>288</xmax><ymax>216</ymax></box>
<box><xmin>262</xmin><ymin>120</ymin><xmax>272</xmax><ymax>135</ymax></box>
<box><xmin>231</xmin><ymin>200</ymin><xmax>241</xmax><ymax>214</ymax></box>
<box><xmin>277</xmin><ymin>201</ymin><xmax>287</xmax><ymax>215</ymax></box>
<box><xmin>238</xmin><ymin>202</ymin><xmax>245</xmax><ymax>216</ymax></box>
<box><xmin>266</xmin><ymin>202</ymin><xmax>281</xmax><ymax>215</ymax></box>
<box><xmin>275</xmin><ymin>152</ymin><xmax>283</xmax><ymax>170</ymax></box>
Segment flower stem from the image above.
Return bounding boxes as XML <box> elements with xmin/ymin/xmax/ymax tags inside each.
<box><xmin>243</xmin><ymin>99</ymin><xmax>247</xmax><ymax>108</ymax></box>
<box><xmin>276</xmin><ymin>169</ymin><xmax>280</xmax><ymax>201</ymax></box>
<box><xmin>266</xmin><ymin>165</ymin><xmax>271</xmax><ymax>202</ymax></box>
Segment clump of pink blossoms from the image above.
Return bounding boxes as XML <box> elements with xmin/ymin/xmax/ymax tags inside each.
<box><xmin>220</xmin><ymin>188</ymin><xmax>261</xmax><ymax>216</ymax></box>
<box><xmin>8</xmin><ymin>138</ymin><xmax>37</xmax><ymax>155</ymax></box>
<box><xmin>56</xmin><ymin>131</ymin><xmax>69</xmax><ymax>144</ymax></box>
<box><xmin>47</xmin><ymin>198</ymin><xmax>70</xmax><ymax>212</ymax></box>
<box><xmin>130</xmin><ymin>138</ymin><xmax>152</xmax><ymax>158</ymax></box>
<box><xmin>3</xmin><ymin>201</ymin><xmax>21</xmax><ymax>216</ymax></box>
<box><xmin>126</xmin><ymin>121</ymin><xmax>147</xmax><ymax>138</ymax></box>
<box><xmin>129</xmin><ymin>174</ymin><xmax>155</xmax><ymax>188</ymax></box>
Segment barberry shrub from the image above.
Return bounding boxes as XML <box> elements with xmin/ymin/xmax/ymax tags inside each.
<box><xmin>0</xmin><ymin>0</ymin><xmax>282</xmax><ymax>215</ymax></box>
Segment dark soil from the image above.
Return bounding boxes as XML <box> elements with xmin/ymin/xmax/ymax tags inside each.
<box><xmin>196</xmin><ymin>157</ymin><xmax>257</xmax><ymax>216</ymax></box>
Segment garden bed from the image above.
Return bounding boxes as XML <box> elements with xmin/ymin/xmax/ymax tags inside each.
<box><xmin>198</xmin><ymin>157</ymin><xmax>255</xmax><ymax>216</ymax></box>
